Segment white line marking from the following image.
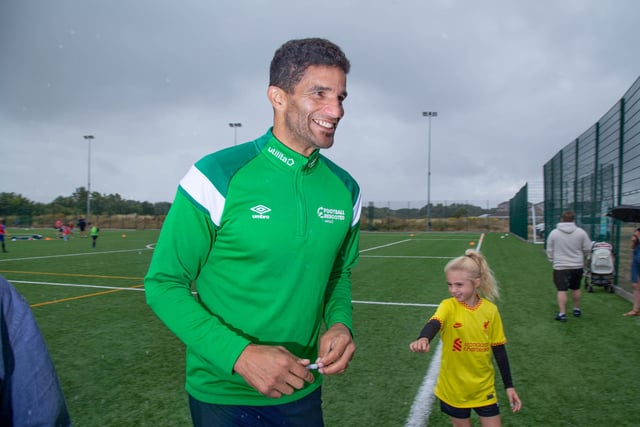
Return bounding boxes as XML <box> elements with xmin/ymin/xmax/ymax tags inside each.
<box><xmin>361</xmin><ymin>255</ymin><xmax>455</xmax><ymax>259</ymax></box>
<box><xmin>359</xmin><ymin>239</ymin><xmax>412</xmax><ymax>253</ymax></box>
<box><xmin>0</xmin><ymin>248</ymin><xmax>152</xmax><ymax>262</ymax></box>
<box><xmin>11</xmin><ymin>282</ymin><xmax>439</xmax><ymax>308</ymax></box>
<box><xmin>404</xmin><ymin>341</ymin><xmax>443</xmax><ymax>427</ymax></box>
<box><xmin>9</xmin><ymin>280</ymin><xmax>145</xmax><ymax>291</ymax></box>
<box><xmin>476</xmin><ymin>233</ymin><xmax>485</xmax><ymax>252</ymax></box>
<box><xmin>352</xmin><ymin>300</ymin><xmax>438</xmax><ymax>308</ymax></box>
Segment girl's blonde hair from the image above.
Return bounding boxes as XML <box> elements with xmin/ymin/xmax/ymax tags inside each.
<box><xmin>444</xmin><ymin>249</ymin><xmax>499</xmax><ymax>301</ymax></box>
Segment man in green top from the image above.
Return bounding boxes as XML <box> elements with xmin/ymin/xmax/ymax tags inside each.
<box><xmin>144</xmin><ymin>38</ymin><xmax>360</xmax><ymax>426</ymax></box>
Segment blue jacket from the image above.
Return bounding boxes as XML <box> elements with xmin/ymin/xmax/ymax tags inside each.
<box><xmin>0</xmin><ymin>276</ymin><xmax>71</xmax><ymax>426</ymax></box>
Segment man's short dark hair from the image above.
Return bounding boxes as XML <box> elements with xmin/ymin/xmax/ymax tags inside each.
<box><xmin>561</xmin><ymin>211</ymin><xmax>576</xmax><ymax>222</ymax></box>
<box><xmin>269</xmin><ymin>38</ymin><xmax>350</xmax><ymax>93</ymax></box>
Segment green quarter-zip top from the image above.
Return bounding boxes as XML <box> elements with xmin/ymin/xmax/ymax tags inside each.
<box><xmin>144</xmin><ymin>129</ymin><xmax>361</xmax><ymax>405</ymax></box>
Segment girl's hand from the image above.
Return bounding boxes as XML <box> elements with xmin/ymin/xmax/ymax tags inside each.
<box><xmin>506</xmin><ymin>387</ymin><xmax>522</xmax><ymax>412</ymax></box>
<box><xmin>409</xmin><ymin>338</ymin><xmax>430</xmax><ymax>353</ymax></box>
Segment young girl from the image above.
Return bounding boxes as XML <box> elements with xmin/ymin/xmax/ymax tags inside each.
<box><xmin>410</xmin><ymin>249</ymin><xmax>522</xmax><ymax>427</ymax></box>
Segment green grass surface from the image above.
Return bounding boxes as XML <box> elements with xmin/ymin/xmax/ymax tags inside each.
<box><xmin>1</xmin><ymin>229</ymin><xmax>638</xmax><ymax>426</ymax></box>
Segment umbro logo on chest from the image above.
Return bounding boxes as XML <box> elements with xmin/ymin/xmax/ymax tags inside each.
<box><xmin>250</xmin><ymin>205</ymin><xmax>271</xmax><ymax>219</ymax></box>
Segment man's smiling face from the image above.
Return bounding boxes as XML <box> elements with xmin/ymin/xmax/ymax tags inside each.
<box><xmin>274</xmin><ymin>65</ymin><xmax>347</xmax><ymax>156</ymax></box>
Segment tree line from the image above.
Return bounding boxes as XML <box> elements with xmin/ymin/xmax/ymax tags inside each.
<box><xmin>1</xmin><ymin>188</ymin><xmax>505</xmax><ymax>228</ymax></box>
<box><xmin>0</xmin><ymin>189</ymin><xmax>171</xmax><ymax>223</ymax></box>
<box><xmin>366</xmin><ymin>202</ymin><xmax>503</xmax><ymax>220</ymax></box>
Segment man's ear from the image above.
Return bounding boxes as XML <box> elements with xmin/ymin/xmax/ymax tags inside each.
<box><xmin>267</xmin><ymin>85</ymin><xmax>286</xmax><ymax>110</ymax></box>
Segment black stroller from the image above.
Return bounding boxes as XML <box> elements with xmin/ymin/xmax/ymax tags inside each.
<box><xmin>584</xmin><ymin>241</ymin><xmax>615</xmax><ymax>293</ymax></box>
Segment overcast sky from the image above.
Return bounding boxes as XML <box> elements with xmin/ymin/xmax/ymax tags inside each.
<box><xmin>1</xmin><ymin>0</ymin><xmax>639</xmax><ymax>208</ymax></box>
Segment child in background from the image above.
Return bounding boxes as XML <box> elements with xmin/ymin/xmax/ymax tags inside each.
<box><xmin>55</xmin><ymin>219</ymin><xmax>63</xmax><ymax>239</ymax></box>
<box><xmin>0</xmin><ymin>219</ymin><xmax>8</xmax><ymax>253</ymax></box>
<box><xmin>90</xmin><ymin>224</ymin><xmax>100</xmax><ymax>248</ymax></box>
<box><xmin>410</xmin><ymin>249</ymin><xmax>521</xmax><ymax>427</ymax></box>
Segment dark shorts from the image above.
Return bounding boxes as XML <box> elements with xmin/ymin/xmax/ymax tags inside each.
<box><xmin>189</xmin><ymin>387</ymin><xmax>324</xmax><ymax>427</ymax></box>
<box><xmin>631</xmin><ymin>260</ymin><xmax>640</xmax><ymax>283</ymax></box>
<box><xmin>553</xmin><ymin>268</ymin><xmax>583</xmax><ymax>291</ymax></box>
<box><xmin>440</xmin><ymin>399</ymin><xmax>500</xmax><ymax>419</ymax></box>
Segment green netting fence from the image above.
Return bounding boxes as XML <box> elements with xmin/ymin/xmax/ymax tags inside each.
<box><xmin>541</xmin><ymin>75</ymin><xmax>640</xmax><ymax>290</ymax></box>
<box><xmin>509</xmin><ymin>184</ymin><xmax>528</xmax><ymax>240</ymax></box>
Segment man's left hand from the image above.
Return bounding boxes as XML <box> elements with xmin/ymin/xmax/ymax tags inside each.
<box><xmin>315</xmin><ymin>323</ymin><xmax>355</xmax><ymax>375</ymax></box>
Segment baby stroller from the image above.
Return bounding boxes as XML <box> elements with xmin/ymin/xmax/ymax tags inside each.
<box><xmin>584</xmin><ymin>241</ymin><xmax>615</xmax><ymax>293</ymax></box>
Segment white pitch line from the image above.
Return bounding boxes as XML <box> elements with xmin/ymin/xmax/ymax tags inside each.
<box><xmin>11</xmin><ymin>282</ymin><xmax>438</xmax><ymax>308</ymax></box>
<box><xmin>359</xmin><ymin>239</ymin><xmax>412</xmax><ymax>253</ymax></box>
<box><xmin>0</xmin><ymin>247</ymin><xmax>152</xmax><ymax>263</ymax></box>
<box><xmin>352</xmin><ymin>300</ymin><xmax>438</xmax><ymax>308</ymax></box>
<box><xmin>360</xmin><ymin>255</ymin><xmax>455</xmax><ymax>259</ymax></box>
<box><xmin>9</xmin><ymin>280</ymin><xmax>146</xmax><ymax>291</ymax></box>
<box><xmin>411</xmin><ymin>238</ymin><xmax>480</xmax><ymax>241</ymax></box>
<box><xmin>404</xmin><ymin>341</ymin><xmax>443</xmax><ymax>427</ymax></box>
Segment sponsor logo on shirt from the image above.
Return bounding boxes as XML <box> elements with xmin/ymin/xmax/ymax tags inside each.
<box><xmin>250</xmin><ymin>205</ymin><xmax>271</xmax><ymax>219</ymax></box>
<box><xmin>267</xmin><ymin>146</ymin><xmax>295</xmax><ymax>166</ymax></box>
<box><xmin>317</xmin><ymin>207</ymin><xmax>345</xmax><ymax>223</ymax></box>
<box><xmin>451</xmin><ymin>338</ymin><xmax>490</xmax><ymax>353</ymax></box>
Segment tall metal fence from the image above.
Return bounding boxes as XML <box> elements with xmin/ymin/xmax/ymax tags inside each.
<box><xmin>509</xmin><ymin>184</ymin><xmax>528</xmax><ymax>240</ymax></box>
<box><xmin>543</xmin><ymin>75</ymin><xmax>640</xmax><ymax>290</ymax></box>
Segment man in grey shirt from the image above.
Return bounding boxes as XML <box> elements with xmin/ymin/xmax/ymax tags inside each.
<box><xmin>546</xmin><ymin>211</ymin><xmax>592</xmax><ymax>322</ymax></box>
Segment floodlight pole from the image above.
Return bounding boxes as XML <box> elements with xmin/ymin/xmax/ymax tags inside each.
<box><xmin>229</xmin><ymin>122</ymin><xmax>242</xmax><ymax>145</ymax></box>
<box><xmin>84</xmin><ymin>135</ymin><xmax>95</xmax><ymax>223</ymax></box>
<box><xmin>422</xmin><ymin>112</ymin><xmax>438</xmax><ymax>232</ymax></box>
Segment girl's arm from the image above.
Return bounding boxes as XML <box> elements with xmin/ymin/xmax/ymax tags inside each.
<box><xmin>418</xmin><ymin>319</ymin><xmax>441</xmax><ymax>341</ymax></box>
<box><xmin>409</xmin><ymin>319</ymin><xmax>441</xmax><ymax>353</ymax></box>
<box><xmin>492</xmin><ymin>344</ymin><xmax>522</xmax><ymax>412</ymax></box>
<box><xmin>492</xmin><ymin>344</ymin><xmax>513</xmax><ymax>388</ymax></box>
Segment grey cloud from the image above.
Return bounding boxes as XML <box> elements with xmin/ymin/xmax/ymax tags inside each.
<box><xmin>1</xmin><ymin>0</ymin><xmax>639</xmax><ymax>205</ymax></box>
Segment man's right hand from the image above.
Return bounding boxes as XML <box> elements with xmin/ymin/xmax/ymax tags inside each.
<box><xmin>233</xmin><ymin>344</ymin><xmax>316</xmax><ymax>398</ymax></box>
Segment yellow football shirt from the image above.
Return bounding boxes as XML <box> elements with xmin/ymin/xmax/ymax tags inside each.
<box><xmin>430</xmin><ymin>297</ymin><xmax>507</xmax><ymax>408</ymax></box>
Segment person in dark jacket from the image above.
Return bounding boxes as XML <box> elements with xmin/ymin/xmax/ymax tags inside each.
<box><xmin>0</xmin><ymin>275</ymin><xmax>71</xmax><ymax>426</ymax></box>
